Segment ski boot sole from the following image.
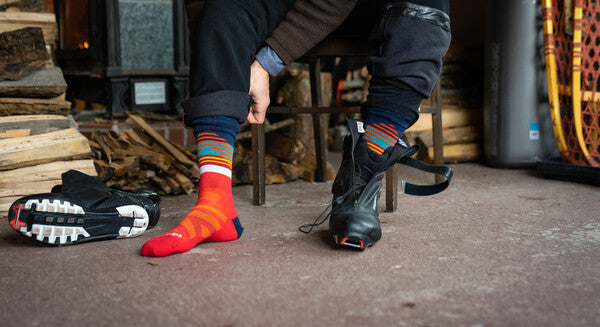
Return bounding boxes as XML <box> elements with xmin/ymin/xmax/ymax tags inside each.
<box><xmin>332</xmin><ymin>233</ymin><xmax>375</xmax><ymax>250</ymax></box>
<box><xmin>8</xmin><ymin>198</ymin><xmax>149</xmax><ymax>245</ymax></box>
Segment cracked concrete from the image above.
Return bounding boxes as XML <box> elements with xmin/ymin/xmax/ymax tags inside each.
<box><xmin>0</xmin><ymin>162</ymin><xmax>599</xmax><ymax>326</ymax></box>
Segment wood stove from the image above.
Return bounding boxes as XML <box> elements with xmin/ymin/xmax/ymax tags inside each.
<box><xmin>55</xmin><ymin>0</ymin><xmax>190</xmax><ymax>115</ymax></box>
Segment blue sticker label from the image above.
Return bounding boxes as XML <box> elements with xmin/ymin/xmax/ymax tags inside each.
<box><xmin>530</xmin><ymin>122</ymin><xmax>539</xmax><ymax>140</ymax></box>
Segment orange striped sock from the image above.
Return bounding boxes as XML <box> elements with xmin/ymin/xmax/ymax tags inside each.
<box><xmin>362</xmin><ymin>108</ymin><xmax>410</xmax><ymax>155</ymax></box>
<box><xmin>141</xmin><ymin>130</ymin><xmax>242</xmax><ymax>257</ymax></box>
<box><xmin>363</xmin><ymin>123</ymin><xmax>400</xmax><ymax>155</ymax></box>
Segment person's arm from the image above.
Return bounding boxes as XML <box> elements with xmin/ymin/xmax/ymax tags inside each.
<box><xmin>265</xmin><ymin>0</ymin><xmax>358</xmax><ymax>65</ymax></box>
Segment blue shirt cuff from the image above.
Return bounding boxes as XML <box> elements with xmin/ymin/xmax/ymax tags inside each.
<box><xmin>255</xmin><ymin>46</ymin><xmax>286</xmax><ymax>76</ymax></box>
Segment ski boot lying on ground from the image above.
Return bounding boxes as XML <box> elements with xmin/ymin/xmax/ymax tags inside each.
<box><xmin>7</xmin><ymin>170</ymin><xmax>161</xmax><ymax>245</ymax></box>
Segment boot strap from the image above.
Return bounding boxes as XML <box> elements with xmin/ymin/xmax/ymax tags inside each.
<box><xmin>396</xmin><ymin>156</ymin><xmax>453</xmax><ymax>196</ymax></box>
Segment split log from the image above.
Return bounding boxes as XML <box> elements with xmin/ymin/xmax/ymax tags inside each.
<box><xmin>0</xmin><ymin>159</ymin><xmax>96</xmax><ymax>185</ymax></box>
<box><xmin>0</xmin><ymin>159</ymin><xmax>96</xmax><ymax>213</ymax></box>
<box><xmin>0</xmin><ymin>115</ymin><xmax>71</xmax><ymax>135</ymax></box>
<box><xmin>0</xmin><ymin>129</ymin><xmax>29</xmax><ymax>138</ymax></box>
<box><xmin>0</xmin><ymin>67</ymin><xmax>67</xmax><ymax>97</ymax></box>
<box><xmin>297</xmin><ymin>151</ymin><xmax>336</xmax><ymax>182</ymax></box>
<box><xmin>0</xmin><ymin>97</ymin><xmax>71</xmax><ymax>115</ymax></box>
<box><xmin>0</xmin><ymin>0</ymin><xmax>21</xmax><ymax>8</ymax></box>
<box><xmin>266</xmin><ymin>132</ymin><xmax>307</xmax><ymax>165</ymax></box>
<box><xmin>89</xmin><ymin>119</ymin><xmax>199</xmax><ymax>195</ymax></box>
<box><xmin>0</xmin><ymin>12</ymin><xmax>57</xmax><ymax>47</ymax></box>
<box><xmin>264</xmin><ymin>156</ymin><xmax>302</xmax><ymax>185</ymax></box>
<box><xmin>0</xmin><ymin>128</ymin><xmax>91</xmax><ymax>170</ymax></box>
<box><xmin>416</xmin><ymin>142</ymin><xmax>482</xmax><ymax>164</ymax></box>
<box><xmin>404</xmin><ymin>125</ymin><xmax>483</xmax><ymax>148</ymax></box>
<box><xmin>126</xmin><ymin>114</ymin><xmax>199</xmax><ymax>176</ymax></box>
<box><xmin>0</xmin><ymin>27</ymin><xmax>50</xmax><ymax>81</ymax></box>
<box><xmin>408</xmin><ymin>107</ymin><xmax>483</xmax><ymax>132</ymax></box>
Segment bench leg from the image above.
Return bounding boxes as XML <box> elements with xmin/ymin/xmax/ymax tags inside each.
<box><xmin>252</xmin><ymin>123</ymin><xmax>265</xmax><ymax>205</ymax></box>
<box><xmin>432</xmin><ymin>79</ymin><xmax>444</xmax><ymax>184</ymax></box>
<box><xmin>309</xmin><ymin>57</ymin><xmax>328</xmax><ymax>182</ymax></box>
<box><xmin>385</xmin><ymin>165</ymin><xmax>398</xmax><ymax>212</ymax></box>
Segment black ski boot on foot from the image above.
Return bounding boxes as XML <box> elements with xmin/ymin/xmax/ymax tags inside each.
<box><xmin>8</xmin><ymin>170</ymin><xmax>161</xmax><ymax>245</ymax></box>
<box><xmin>299</xmin><ymin>118</ymin><xmax>452</xmax><ymax>250</ymax></box>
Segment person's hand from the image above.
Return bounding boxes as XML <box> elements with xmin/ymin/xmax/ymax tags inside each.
<box><xmin>247</xmin><ymin>60</ymin><xmax>270</xmax><ymax>124</ymax></box>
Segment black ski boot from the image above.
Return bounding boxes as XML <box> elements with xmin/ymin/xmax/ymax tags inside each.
<box><xmin>7</xmin><ymin>170</ymin><xmax>161</xmax><ymax>245</ymax></box>
<box><xmin>300</xmin><ymin>118</ymin><xmax>452</xmax><ymax>250</ymax></box>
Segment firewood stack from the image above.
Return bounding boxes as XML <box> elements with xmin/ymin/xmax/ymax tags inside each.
<box><xmin>0</xmin><ymin>3</ymin><xmax>96</xmax><ymax>214</ymax></box>
<box><xmin>0</xmin><ymin>115</ymin><xmax>95</xmax><ymax>213</ymax></box>
<box><xmin>0</xmin><ymin>2</ymin><xmax>71</xmax><ymax>116</ymax></box>
<box><xmin>88</xmin><ymin>114</ymin><xmax>200</xmax><ymax>196</ymax></box>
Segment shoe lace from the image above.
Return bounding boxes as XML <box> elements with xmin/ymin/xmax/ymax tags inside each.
<box><xmin>298</xmin><ymin>164</ymin><xmax>369</xmax><ymax>234</ymax></box>
<box><xmin>298</xmin><ymin>144</ymin><xmax>410</xmax><ymax>234</ymax></box>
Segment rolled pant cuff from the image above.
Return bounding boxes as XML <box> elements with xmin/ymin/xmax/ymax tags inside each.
<box><xmin>182</xmin><ymin>90</ymin><xmax>251</xmax><ymax>127</ymax></box>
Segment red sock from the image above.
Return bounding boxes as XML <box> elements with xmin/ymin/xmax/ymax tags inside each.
<box><xmin>141</xmin><ymin>131</ymin><xmax>242</xmax><ymax>257</ymax></box>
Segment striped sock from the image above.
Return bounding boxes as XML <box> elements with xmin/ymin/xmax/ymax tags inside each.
<box><xmin>141</xmin><ymin>116</ymin><xmax>242</xmax><ymax>257</ymax></box>
<box><xmin>362</xmin><ymin>108</ymin><xmax>410</xmax><ymax>155</ymax></box>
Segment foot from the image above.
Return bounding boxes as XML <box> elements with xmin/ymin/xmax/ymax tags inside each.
<box><xmin>141</xmin><ymin>172</ymin><xmax>243</xmax><ymax>257</ymax></box>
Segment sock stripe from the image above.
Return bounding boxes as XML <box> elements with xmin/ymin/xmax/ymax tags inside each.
<box><xmin>196</xmin><ymin>131</ymin><xmax>234</xmax><ymax>178</ymax></box>
<box><xmin>365</xmin><ymin>131</ymin><xmax>395</xmax><ymax>146</ymax></box>
<box><xmin>378</xmin><ymin>123</ymin><xmax>399</xmax><ymax>138</ymax></box>
<box><xmin>199</xmin><ymin>164</ymin><xmax>232</xmax><ymax>178</ymax></box>
<box><xmin>371</xmin><ymin>123</ymin><xmax>399</xmax><ymax>139</ymax></box>
<box><xmin>367</xmin><ymin>142</ymin><xmax>385</xmax><ymax>154</ymax></box>
<box><xmin>363</xmin><ymin>123</ymin><xmax>402</xmax><ymax>155</ymax></box>
<box><xmin>365</xmin><ymin>129</ymin><xmax>396</xmax><ymax>147</ymax></box>
<box><xmin>193</xmin><ymin>204</ymin><xmax>229</xmax><ymax>223</ymax></box>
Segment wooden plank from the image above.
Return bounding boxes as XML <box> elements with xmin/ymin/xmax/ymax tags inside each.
<box><xmin>0</xmin><ymin>128</ymin><xmax>91</xmax><ymax>170</ymax></box>
<box><xmin>0</xmin><ymin>114</ymin><xmax>71</xmax><ymax>135</ymax></box>
<box><xmin>167</xmin><ymin>138</ymin><xmax>196</xmax><ymax>161</ymax></box>
<box><xmin>0</xmin><ymin>12</ymin><xmax>57</xmax><ymax>47</ymax></box>
<box><xmin>409</xmin><ymin>107</ymin><xmax>483</xmax><ymax>132</ymax></box>
<box><xmin>0</xmin><ymin>97</ymin><xmax>71</xmax><ymax>115</ymax></box>
<box><xmin>92</xmin><ymin>131</ymin><xmax>114</xmax><ymax>163</ymax></box>
<box><xmin>150</xmin><ymin>176</ymin><xmax>172</xmax><ymax>195</ymax></box>
<box><xmin>0</xmin><ymin>129</ymin><xmax>30</xmax><ymax>138</ymax></box>
<box><xmin>422</xmin><ymin>143</ymin><xmax>482</xmax><ymax>163</ymax></box>
<box><xmin>0</xmin><ymin>196</ymin><xmax>20</xmax><ymax>215</ymax></box>
<box><xmin>0</xmin><ymin>160</ymin><xmax>96</xmax><ymax>185</ymax></box>
<box><xmin>0</xmin><ymin>27</ymin><xmax>50</xmax><ymax>81</ymax></box>
<box><xmin>172</xmin><ymin>170</ymin><xmax>194</xmax><ymax>194</ymax></box>
<box><xmin>0</xmin><ymin>67</ymin><xmax>67</xmax><ymax>98</ymax></box>
<box><xmin>0</xmin><ymin>180</ymin><xmax>59</xmax><ymax>197</ymax></box>
<box><xmin>0</xmin><ymin>0</ymin><xmax>21</xmax><ymax>7</ymax></box>
<box><xmin>404</xmin><ymin>125</ymin><xmax>483</xmax><ymax>148</ymax></box>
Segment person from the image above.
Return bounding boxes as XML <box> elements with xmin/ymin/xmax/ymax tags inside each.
<box><xmin>141</xmin><ymin>0</ymin><xmax>451</xmax><ymax>256</ymax></box>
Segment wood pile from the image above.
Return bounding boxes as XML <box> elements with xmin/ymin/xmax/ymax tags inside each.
<box><xmin>0</xmin><ymin>115</ymin><xmax>95</xmax><ymax>213</ymax></box>
<box><xmin>0</xmin><ymin>5</ymin><xmax>70</xmax><ymax>116</ymax></box>
<box><xmin>88</xmin><ymin>114</ymin><xmax>199</xmax><ymax>196</ymax></box>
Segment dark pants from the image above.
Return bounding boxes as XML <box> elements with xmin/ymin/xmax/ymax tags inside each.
<box><xmin>183</xmin><ymin>0</ymin><xmax>451</xmax><ymax>126</ymax></box>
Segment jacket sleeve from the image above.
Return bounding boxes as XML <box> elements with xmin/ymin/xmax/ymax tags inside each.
<box><xmin>265</xmin><ymin>0</ymin><xmax>358</xmax><ymax>64</ymax></box>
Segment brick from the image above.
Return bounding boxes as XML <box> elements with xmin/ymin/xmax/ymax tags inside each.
<box><xmin>169</xmin><ymin>128</ymin><xmax>184</xmax><ymax>146</ymax></box>
<box><xmin>186</xmin><ymin>128</ymin><xmax>196</xmax><ymax>147</ymax></box>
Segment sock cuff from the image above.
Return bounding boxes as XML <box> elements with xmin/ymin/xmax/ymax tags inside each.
<box><xmin>363</xmin><ymin>107</ymin><xmax>410</xmax><ymax>131</ymax></box>
<box><xmin>191</xmin><ymin>116</ymin><xmax>240</xmax><ymax>145</ymax></box>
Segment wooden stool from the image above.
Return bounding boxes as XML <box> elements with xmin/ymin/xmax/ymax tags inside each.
<box><xmin>251</xmin><ymin>36</ymin><xmax>444</xmax><ymax>211</ymax></box>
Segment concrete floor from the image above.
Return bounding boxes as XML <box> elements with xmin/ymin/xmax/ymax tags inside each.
<box><xmin>1</xmin><ymin>162</ymin><xmax>599</xmax><ymax>326</ymax></box>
